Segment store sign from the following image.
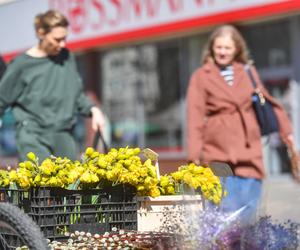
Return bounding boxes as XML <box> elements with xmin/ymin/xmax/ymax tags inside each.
<box><xmin>0</xmin><ymin>0</ymin><xmax>298</xmax><ymax>59</ymax></box>
<box><xmin>49</xmin><ymin>0</ymin><xmax>280</xmax><ymax>36</ymax></box>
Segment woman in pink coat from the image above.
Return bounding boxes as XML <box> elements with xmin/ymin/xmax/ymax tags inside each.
<box><xmin>186</xmin><ymin>25</ymin><xmax>298</xmax><ymax>216</ymax></box>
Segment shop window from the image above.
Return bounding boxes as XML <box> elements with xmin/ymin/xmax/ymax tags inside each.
<box><xmin>101</xmin><ymin>43</ymin><xmax>184</xmax><ymax>153</ymax></box>
<box><xmin>146</xmin><ymin>44</ymin><xmax>182</xmax><ymax>151</ymax></box>
<box><xmin>242</xmin><ymin>19</ymin><xmax>291</xmax><ymax>68</ymax></box>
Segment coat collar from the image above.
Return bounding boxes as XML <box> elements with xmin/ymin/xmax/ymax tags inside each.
<box><xmin>203</xmin><ymin>61</ymin><xmax>247</xmax><ymax>103</ymax></box>
<box><xmin>203</xmin><ymin>60</ymin><xmax>244</xmax><ymax>75</ymax></box>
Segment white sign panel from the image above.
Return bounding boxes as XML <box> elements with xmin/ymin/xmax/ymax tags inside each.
<box><xmin>0</xmin><ymin>0</ymin><xmax>286</xmax><ymax>56</ymax></box>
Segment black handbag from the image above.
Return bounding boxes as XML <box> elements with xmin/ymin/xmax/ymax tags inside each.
<box><xmin>245</xmin><ymin>65</ymin><xmax>279</xmax><ymax>136</ymax></box>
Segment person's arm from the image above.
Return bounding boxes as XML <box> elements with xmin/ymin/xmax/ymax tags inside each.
<box><xmin>90</xmin><ymin>106</ymin><xmax>105</xmax><ymax>132</ymax></box>
<box><xmin>76</xmin><ymin>90</ymin><xmax>106</xmax><ymax>132</ymax></box>
<box><xmin>0</xmin><ymin>56</ymin><xmax>6</xmax><ymax>80</ymax></box>
<box><xmin>0</xmin><ymin>59</ymin><xmax>24</xmax><ymax>116</ymax></box>
<box><xmin>186</xmin><ymin>70</ymin><xmax>207</xmax><ymax>164</ymax></box>
<box><xmin>251</xmin><ymin>66</ymin><xmax>300</xmax><ymax>181</ymax></box>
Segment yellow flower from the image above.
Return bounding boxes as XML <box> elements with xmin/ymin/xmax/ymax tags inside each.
<box><xmin>34</xmin><ymin>174</ymin><xmax>41</xmax><ymax>184</ymax></box>
<box><xmin>171</xmin><ymin>171</ymin><xmax>183</xmax><ymax>181</ymax></box>
<box><xmin>166</xmin><ymin>185</ymin><xmax>175</xmax><ymax>195</ymax></box>
<box><xmin>183</xmin><ymin>173</ymin><xmax>193</xmax><ymax>185</ymax></box>
<box><xmin>80</xmin><ymin>171</ymin><xmax>92</xmax><ymax>183</ymax></box>
<box><xmin>159</xmin><ymin>176</ymin><xmax>169</xmax><ymax>187</ymax></box>
<box><xmin>91</xmin><ymin>151</ymin><xmax>99</xmax><ymax>159</ymax></box>
<box><xmin>137</xmin><ymin>185</ymin><xmax>145</xmax><ymax>191</ymax></box>
<box><xmin>85</xmin><ymin>147</ymin><xmax>94</xmax><ymax>157</ymax></box>
<box><xmin>9</xmin><ymin>170</ymin><xmax>17</xmax><ymax>181</ymax></box>
<box><xmin>97</xmin><ymin>169</ymin><xmax>106</xmax><ymax>177</ymax></box>
<box><xmin>27</xmin><ymin>152</ymin><xmax>36</xmax><ymax>161</ymax></box>
<box><xmin>91</xmin><ymin>174</ymin><xmax>99</xmax><ymax>183</ymax></box>
<box><xmin>149</xmin><ymin>187</ymin><xmax>160</xmax><ymax>198</ymax></box>
<box><xmin>106</xmin><ymin>171</ymin><xmax>114</xmax><ymax>181</ymax></box>
<box><xmin>24</xmin><ymin>161</ymin><xmax>35</xmax><ymax>171</ymax></box>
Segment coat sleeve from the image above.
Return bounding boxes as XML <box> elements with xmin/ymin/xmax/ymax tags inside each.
<box><xmin>186</xmin><ymin>70</ymin><xmax>207</xmax><ymax>162</ymax></box>
<box><xmin>250</xmin><ymin>66</ymin><xmax>293</xmax><ymax>140</ymax></box>
<box><xmin>76</xmin><ymin>82</ymin><xmax>94</xmax><ymax>117</ymax></box>
<box><xmin>0</xmin><ymin>60</ymin><xmax>25</xmax><ymax>116</ymax></box>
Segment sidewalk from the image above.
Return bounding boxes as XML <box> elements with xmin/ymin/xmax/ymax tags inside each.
<box><xmin>261</xmin><ymin>174</ymin><xmax>300</xmax><ymax>223</ymax></box>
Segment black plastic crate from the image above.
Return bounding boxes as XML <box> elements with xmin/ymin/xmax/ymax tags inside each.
<box><xmin>29</xmin><ymin>185</ymin><xmax>137</xmax><ymax>240</ymax></box>
<box><xmin>0</xmin><ymin>188</ymin><xmax>30</xmax><ymax>212</ymax></box>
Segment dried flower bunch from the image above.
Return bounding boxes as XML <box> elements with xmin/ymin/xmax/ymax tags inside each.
<box><xmin>47</xmin><ymin>228</ymin><xmax>182</xmax><ymax>250</ymax></box>
<box><xmin>160</xmin><ymin>205</ymin><xmax>300</xmax><ymax>250</ymax></box>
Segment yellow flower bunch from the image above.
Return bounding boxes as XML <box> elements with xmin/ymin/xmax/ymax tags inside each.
<box><xmin>10</xmin><ymin>152</ymin><xmax>84</xmax><ymax>189</ymax></box>
<box><xmin>158</xmin><ymin>175</ymin><xmax>175</xmax><ymax>195</ymax></box>
<box><xmin>0</xmin><ymin>169</ymin><xmax>10</xmax><ymax>187</ymax></box>
<box><xmin>0</xmin><ymin>149</ymin><xmax>224</xmax><ymax>204</ymax></box>
<box><xmin>35</xmin><ymin>157</ymin><xmax>83</xmax><ymax>188</ymax></box>
<box><xmin>171</xmin><ymin>163</ymin><xmax>224</xmax><ymax>204</ymax></box>
<box><xmin>8</xmin><ymin>152</ymin><xmax>38</xmax><ymax>189</ymax></box>
<box><xmin>80</xmin><ymin>147</ymin><xmax>160</xmax><ymax>197</ymax></box>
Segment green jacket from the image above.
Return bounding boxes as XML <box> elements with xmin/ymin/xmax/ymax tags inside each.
<box><xmin>0</xmin><ymin>49</ymin><xmax>93</xmax><ymax>132</ymax></box>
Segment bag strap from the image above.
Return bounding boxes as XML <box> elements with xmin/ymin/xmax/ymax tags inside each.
<box><xmin>245</xmin><ymin>64</ymin><xmax>266</xmax><ymax>102</ymax></box>
<box><xmin>244</xmin><ymin>64</ymin><xmax>257</xmax><ymax>89</ymax></box>
<box><xmin>93</xmin><ymin>129</ymin><xmax>109</xmax><ymax>154</ymax></box>
<box><xmin>245</xmin><ymin>64</ymin><xmax>273</xmax><ymax>141</ymax></box>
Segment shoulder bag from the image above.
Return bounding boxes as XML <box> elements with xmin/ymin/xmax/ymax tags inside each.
<box><xmin>245</xmin><ymin>65</ymin><xmax>279</xmax><ymax>136</ymax></box>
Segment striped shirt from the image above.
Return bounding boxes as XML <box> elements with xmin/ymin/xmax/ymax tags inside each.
<box><xmin>220</xmin><ymin>66</ymin><xmax>234</xmax><ymax>86</ymax></box>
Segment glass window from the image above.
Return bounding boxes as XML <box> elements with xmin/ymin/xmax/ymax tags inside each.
<box><xmin>101</xmin><ymin>47</ymin><xmax>145</xmax><ymax>148</ymax></box>
<box><xmin>101</xmin><ymin>42</ymin><xmax>185</xmax><ymax>153</ymax></box>
<box><xmin>242</xmin><ymin>19</ymin><xmax>291</xmax><ymax>68</ymax></box>
<box><xmin>146</xmin><ymin>43</ymin><xmax>182</xmax><ymax>151</ymax></box>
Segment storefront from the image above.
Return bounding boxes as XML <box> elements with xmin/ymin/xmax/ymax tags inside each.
<box><xmin>1</xmin><ymin>0</ymin><xmax>300</xmax><ymax>174</ymax></box>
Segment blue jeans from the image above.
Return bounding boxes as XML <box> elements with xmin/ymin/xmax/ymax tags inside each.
<box><xmin>218</xmin><ymin>176</ymin><xmax>262</xmax><ymax>224</ymax></box>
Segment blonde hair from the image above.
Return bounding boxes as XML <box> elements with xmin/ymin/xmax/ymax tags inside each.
<box><xmin>34</xmin><ymin>10</ymin><xmax>69</xmax><ymax>34</ymax></box>
<box><xmin>201</xmin><ymin>25</ymin><xmax>251</xmax><ymax>64</ymax></box>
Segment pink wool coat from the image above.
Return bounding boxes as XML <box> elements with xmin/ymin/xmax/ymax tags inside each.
<box><xmin>187</xmin><ymin>61</ymin><xmax>292</xmax><ymax>179</ymax></box>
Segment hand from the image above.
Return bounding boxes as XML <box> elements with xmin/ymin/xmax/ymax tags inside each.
<box><xmin>289</xmin><ymin>147</ymin><xmax>300</xmax><ymax>183</ymax></box>
<box><xmin>285</xmin><ymin>134</ymin><xmax>300</xmax><ymax>182</ymax></box>
<box><xmin>90</xmin><ymin>106</ymin><xmax>105</xmax><ymax>132</ymax></box>
<box><xmin>194</xmin><ymin>159</ymin><xmax>201</xmax><ymax>165</ymax></box>
<box><xmin>285</xmin><ymin>134</ymin><xmax>295</xmax><ymax>149</ymax></box>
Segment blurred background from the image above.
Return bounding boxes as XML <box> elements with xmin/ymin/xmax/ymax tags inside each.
<box><xmin>1</xmin><ymin>0</ymin><xmax>300</xmax><ymax>182</ymax></box>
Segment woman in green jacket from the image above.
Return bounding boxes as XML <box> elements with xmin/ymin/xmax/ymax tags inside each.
<box><xmin>0</xmin><ymin>10</ymin><xmax>105</xmax><ymax>161</ymax></box>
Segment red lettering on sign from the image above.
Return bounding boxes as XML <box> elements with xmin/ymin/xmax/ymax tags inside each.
<box><xmin>145</xmin><ymin>0</ymin><xmax>161</xmax><ymax>17</ymax></box>
<box><xmin>48</xmin><ymin>0</ymin><xmax>187</xmax><ymax>35</ymax></box>
<box><xmin>68</xmin><ymin>0</ymin><xmax>86</xmax><ymax>33</ymax></box>
<box><xmin>91</xmin><ymin>0</ymin><xmax>106</xmax><ymax>30</ymax></box>
<box><xmin>127</xmin><ymin>0</ymin><xmax>142</xmax><ymax>17</ymax></box>
<box><xmin>108</xmin><ymin>0</ymin><xmax>122</xmax><ymax>26</ymax></box>
<box><xmin>167</xmin><ymin>0</ymin><xmax>183</xmax><ymax>12</ymax></box>
<box><xmin>194</xmin><ymin>0</ymin><xmax>203</xmax><ymax>6</ymax></box>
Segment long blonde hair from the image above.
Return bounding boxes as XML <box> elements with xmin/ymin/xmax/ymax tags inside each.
<box><xmin>34</xmin><ymin>10</ymin><xmax>69</xmax><ymax>34</ymax></box>
<box><xmin>201</xmin><ymin>25</ymin><xmax>251</xmax><ymax>64</ymax></box>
